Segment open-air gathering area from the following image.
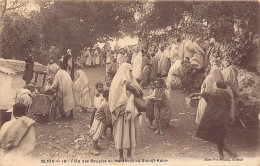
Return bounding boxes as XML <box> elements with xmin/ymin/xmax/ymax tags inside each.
<box><xmin>0</xmin><ymin>1</ymin><xmax>259</xmax><ymax>166</ymax></box>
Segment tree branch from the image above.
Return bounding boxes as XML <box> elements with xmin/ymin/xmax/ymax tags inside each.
<box><xmin>0</xmin><ymin>0</ymin><xmax>7</xmax><ymax>20</ymax></box>
<box><xmin>8</xmin><ymin>0</ymin><xmax>19</xmax><ymax>9</ymax></box>
<box><xmin>6</xmin><ymin>0</ymin><xmax>28</xmax><ymax>11</ymax></box>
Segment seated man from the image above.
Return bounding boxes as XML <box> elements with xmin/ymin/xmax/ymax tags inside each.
<box><xmin>14</xmin><ymin>84</ymin><xmax>34</xmax><ymax>109</ymax></box>
<box><xmin>0</xmin><ymin>103</ymin><xmax>36</xmax><ymax>159</ymax></box>
<box><xmin>9</xmin><ymin>84</ymin><xmax>38</xmax><ymax>118</ymax></box>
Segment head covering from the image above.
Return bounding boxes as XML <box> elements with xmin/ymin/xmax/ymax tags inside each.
<box><xmin>75</xmin><ymin>70</ymin><xmax>90</xmax><ymax>93</ymax></box>
<box><xmin>211</xmin><ymin>55</ymin><xmax>221</xmax><ymax>66</ymax></box>
<box><xmin>0</xmin><ymin>115</ymin><xmax>35</xmax><ymax>153</ymax></box>
<box><xmin>67</xmin><ymin>49</ymin><xmax>72</xmax><ymax>54</ymax></box>
<box><xmin>213</xmin><ymin>81</ymin><xmax>229</xmax><ymax>97</ymax></box>
<box><xmin>26</xmin><ymin>83</ymin><xmax>35</xmax><ymax>92</ymax></box>
<box><xmin>202</xmin><ymin>65</ymin><xmax>224</xmax><ymax>93</ymax></box>
<box><xmin>221</xmin><ymin>66</ymin><xmax>240</xmax><ymax>97</ymax></box>
<box><xmin>195</xmin><ymin>38</ymin><xmax>201</xmax><ymax>43</ymax></box>
<box><xmin>109</xmin><ymin>63</ymin><xmax>141</xmax><ymax>113</ymax></box>
<box><xmin>209</xmin><ymin>65</ymin><xmax>224</xmax><ymax>81</ymax></box>
<box><xmin>49</xmin><ymin>63</ymin><xmax>60</xmax><ymax>74</ymax></box>
<box><xmin>210</xmin><ymin>38</ymin><xmax>215</xmax><ymax>44</ymax></box>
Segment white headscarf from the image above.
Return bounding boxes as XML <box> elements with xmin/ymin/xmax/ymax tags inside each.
<box><xmin>75</xmin><ymin>70</ymin><xmax>90</xmax><ymax>93</ymax></box>
<box><xmin>202</xmin><ymin>65</ymin><xmax>224</xmax><ymax>93</ymax></box>
<box><xmin>210</xmin><ymin>38</ymin><xmax>216</xmax><ymax>44</ymax></box>
<box><xmin>109</xmin><ymin>63</ymin><xmax>141</xmax><ymax>113</ymax></box>
<box><xmin>210</xmin><ymin>65</ymin><xmax>224</xmax><ymax>81</ymax></box>
<box><xmin>221</xmin><ymin>66</ymin><xmax>240</xmax><ymax>97</ymax></box>
<box><xmin>49</xmin><ymin>63</ymin><xmax>60</xmax><ymax>75</ymax></box>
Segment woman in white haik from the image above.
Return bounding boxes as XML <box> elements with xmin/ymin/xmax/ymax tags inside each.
<box><xmin>85</xmin><ymin>47</ymin><xmax>91</xmax><ymax>66</ymax></box>
<box><xmin>196</xmin><ymin>65</ymin><xmax>224</xmax><ymax>124</ymax></box>
<box><xmin>95</xmin><ymin>47</ymin><xmax>100</xmax><ymax>66</ymax></box>
<box><xmin>166</xmin><ymin>59</ymin><xmax>183</xmax><ymax>91</ymax></box>
<box><xmin>221</xmin><ymin>59</ymin><xmax>241</xmax><ymax>123</ymax></box>
<box><xmin>74</xmin><ymin>70</ymin><xmax>92</xmax><ymax>112</ymax></box>
<box><xmin>109</xmin><ymin>63</ymin><xmax>142</xmax><ymax>160</ymax></box>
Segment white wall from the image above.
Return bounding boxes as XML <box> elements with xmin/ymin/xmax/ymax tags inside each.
<box><xmin>0</xmin><ymin>73</ymin><xmax>24</xmax><ymax>108</ymax></box>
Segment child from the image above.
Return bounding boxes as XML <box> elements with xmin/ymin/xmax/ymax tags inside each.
<box><xmin>90</xmin><ymin>82</ymin><xmax>104</xmax><ymax>127</ymax></box>
<box><xmin>102</xmin><ymin>97</ymin><xmax>113</xmax><ymax>138</ymax></box>
<box><xmin>90</xmin><ymin>90</ymin><xmax>110</xmax><ymax>154</ymax></box>
<box><xmin>153</xmin><ymin>78</ymin><xmax>171</xmax><ymax>135</ymax></box>
<box><xmin>75</xmin><ymin>56</ymin><xmax>83</xmax><ymax>68</ymax></box>
<box><xmin>104</xmin><ymin>75</ymin><xmax>112</xmax><ymax>91</ymax></box>
<box><xmin>103</xmin><ymin>76</ymin><xmax>113</xmax><ymax>138</ymax></box>
<box><xmin>143</xmin><ymin>82</ymin><xmax>156</xmax><ymax>129</ymax></box>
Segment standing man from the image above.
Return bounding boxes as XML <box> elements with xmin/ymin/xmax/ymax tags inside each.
<box><xmin>45</xmin><ymin>63</ymin><xmax>75</xmax><ymax>118</ymax></box>
<box><xmin>132</xmin><ymin>46</ymin><xmax>143</xmax><ymax>82</ymax></box>
<box><xmin>60</xmin><ymin>51</ymin><xmax>70</xmax><ymax>71</ymax></box>
<box><xmin>178</xmin><ymin>34</ymin><xmax>194</xmax><ymax>60</ymax></box>
<box><xmin>81</xmin><ymin>47</ymin><xmax>87</xmax><ymax>67</ymax></box>
<box><xmin>22</xmin><ymin>54</ymin><xmax>34</xmax><ymax>85</ymax></box>
<box><xmin>61</xmin><ymin>49</ymin><xmax>74</xmax><ymax>80</ymax></box>
<box><xmin>158</xmin><ymin>46</ymin><xmax>171</xmax><ymax>78</ymax></box>
<box><xmin>85</xmin><ymin>47</ymin><xmax>91</xmax><ymax>67</ymax></box>
<box><xmin>169</xmin><ymin>37</ymin><xmax>181</xmax><ymax>65</ymax></box>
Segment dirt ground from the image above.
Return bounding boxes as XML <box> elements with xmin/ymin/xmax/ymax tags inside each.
<box><xmin>32</xmin><ymin>66</ymin><xmax>260</xmax><ymax>162</ymax></box>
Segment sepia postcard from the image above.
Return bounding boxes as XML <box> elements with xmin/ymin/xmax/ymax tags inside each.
<box><xmin>0</xmin><ymin>0</ymin><xmax>259</xmax><ymax>166</ymax></box>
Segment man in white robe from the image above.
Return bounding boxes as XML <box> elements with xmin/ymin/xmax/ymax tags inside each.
<box><xmin>132</xmin><ymin>50</ymin><xmax>143</xmax><ymax>81</ymax></box>
<box><xmin>0</xmin><ymin>103</ymin><xmax>36</xmax><ymax>164</ymax></box>
<box><xmin>131</xmin><ymin>45</ymin><xmax>139</xmax><ymax>65</ymax></box>
<box><xmin>178</xmin><ymin>36</ymin><xmax>194</xmax><ymax>60</ymax></box>
<box><xmin>45</xmin><ymin>63</ymin><xmax>75</xmax><ymax>118</ymax></box>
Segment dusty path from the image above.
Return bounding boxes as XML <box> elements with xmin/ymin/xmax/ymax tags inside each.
<box><xmin>32</xmin><ymin>66</ymin><xmax>259</xmax><ymax>161</ymax></box>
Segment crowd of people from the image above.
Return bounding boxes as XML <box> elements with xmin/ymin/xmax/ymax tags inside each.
<box><xmin>0</xmin><ymin>33</ymin><xmax>242</xmax><ymax>161</ymax></box>
<box><xmin>76</xmin><ymin>46</ymin><xmax>106</xmax><ymax>68</ymax></box>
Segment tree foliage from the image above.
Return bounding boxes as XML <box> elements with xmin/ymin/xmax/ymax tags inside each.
<box><xmin>186</xmin><ymin>1</ymin><xmax>260</xmax><ymax>70</ymax></box>
<box><xmin>0</xmin><ymin>0</ymin><xmax>259</xmax><ymax>69</ymax></box>
<box><xmin>1</xmin><ymin>12</ymin><xmax>41</xmax><ymax>60</ymax></box>
<box><xmin>0</xmin><ymin>0</ymin><xmax>29</xmax><ymax>21</ymax></box>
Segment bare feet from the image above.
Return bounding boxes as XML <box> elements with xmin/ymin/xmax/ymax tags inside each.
<box><xmin>91</xmin><ymin>149</ymin><xmax>100</xmax><ymax>155</ymax></box>
<box><xmin>149</xmin><ymin>125</ymin><xmax>156</xmax><ymax>129</ymax></box>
